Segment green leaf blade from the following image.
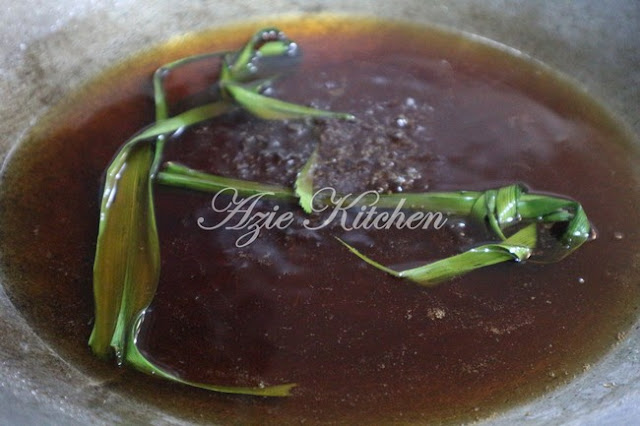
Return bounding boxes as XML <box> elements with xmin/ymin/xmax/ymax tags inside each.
<box><xmin>403</xmin><ymin>224</ymin><xmax>537</xmax><ymax>284</ymax></box>
<box><xmin>224</xmin><ymin>82</ymin><xmax>355</xmax><ymax>121</ymax></box>
<box><xmin>340</xmin><ymin>224</ymin><xmax>537</xmax><ymax>287</ymax></box>
<box><xmin>158</xmin><ymin>162</ymin><xmax>295</xmax><ymax>200</ymax></box>
<box><xmin>125</xmin><ymin>316</ymin><xmax>296</xmax><ymax>397</ymax></box>
<box><xmin>335</xmin><ymin>238</ymin><xmax>402</xmax><ymax>277</ymax></box>
<box><xmin>375</xmin><ymin>191</ymin><xmax>479</xmax><ymax>216</ymax></box>
<box><xmin>294</xmin><ymin>148</ymin><xmax>318</xmax><ymax>214</ymax></box>
<box><xmin>89</xmin><ymin>142</ymin><xmax>160</xmax><ymax>362</ymax></box>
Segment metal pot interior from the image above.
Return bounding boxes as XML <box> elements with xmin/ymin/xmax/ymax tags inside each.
<box><xmin>1</xmin><ymin>1</ymin><xmax>638</xmax><ymax>424</ymax></box>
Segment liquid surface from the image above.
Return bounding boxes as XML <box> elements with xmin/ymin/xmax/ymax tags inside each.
<box><xmin>2</xmin><ymin>16</ymin><xmax>640</xmax><ymax>424</ymax></box>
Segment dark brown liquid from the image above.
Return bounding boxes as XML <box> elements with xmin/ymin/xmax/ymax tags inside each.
<box><xmin>2</xmin><ymin>16</ymin><xmax>640</xmax><ymax>424</ymax></box>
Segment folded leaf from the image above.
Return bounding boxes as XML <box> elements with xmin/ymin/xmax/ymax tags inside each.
<box><xmin>294</xmin><ymin>148</ymin><xmax>319</xmax><ymax>213</ymax></box>
<box><xmin>375</xmin><ymin>185</ymin><xmax>592</xmax><ymax>260</ymax></box>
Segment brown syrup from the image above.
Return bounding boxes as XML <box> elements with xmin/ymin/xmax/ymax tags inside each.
<box><xmin>1</xmin><ymin>16</ymin><xmax>640</xmax><ymax>424</ymax></box>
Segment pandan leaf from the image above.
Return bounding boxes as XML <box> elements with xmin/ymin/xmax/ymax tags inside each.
<box><xmin>125</xmin><ymin>312</ymin><xmax>296</xmax><ymax>396</ymax></box>
<box><xmin>294</xmin><ymin>148</ymin><xmax>319</xmax><ymax>213</ymax></box>
<box><xmin>222</xmin><ymin>28</ymin><xmax>296</xmax><ymax>84</ymax></box>
<box><xmin>223</xmin><ymin>81</ymin><xmax>355</xmax><ymax>121</ymax></box>
<box><xmin>158</xmin><ymin>162</ymin><xmax>295</xmax><ymax>200</ymax></box>
<box><xmin>337</xmin><ymin>224</ymin><xmax>537</xmax><ymax>287</ymax></box>
<box><xmin>89</xmin><ymin>141</ymin><xmax>160</xmax><ymax>361</ymax></box>
<box><xmin>374</xmin><ymin>185</ymin><xmax>592</xmax><ymax>260</ymax></box>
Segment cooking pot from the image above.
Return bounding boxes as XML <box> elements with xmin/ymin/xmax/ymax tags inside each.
<box><xmin>1</xmin><ymin>1</ymin><xmax>639</xmax><ymax>424</ymax></box>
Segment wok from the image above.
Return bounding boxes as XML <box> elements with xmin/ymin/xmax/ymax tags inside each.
<box><xmin>1</xmin><ymin>0</ymin><xmax>639</xmax><ymax>424</ymax></box>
